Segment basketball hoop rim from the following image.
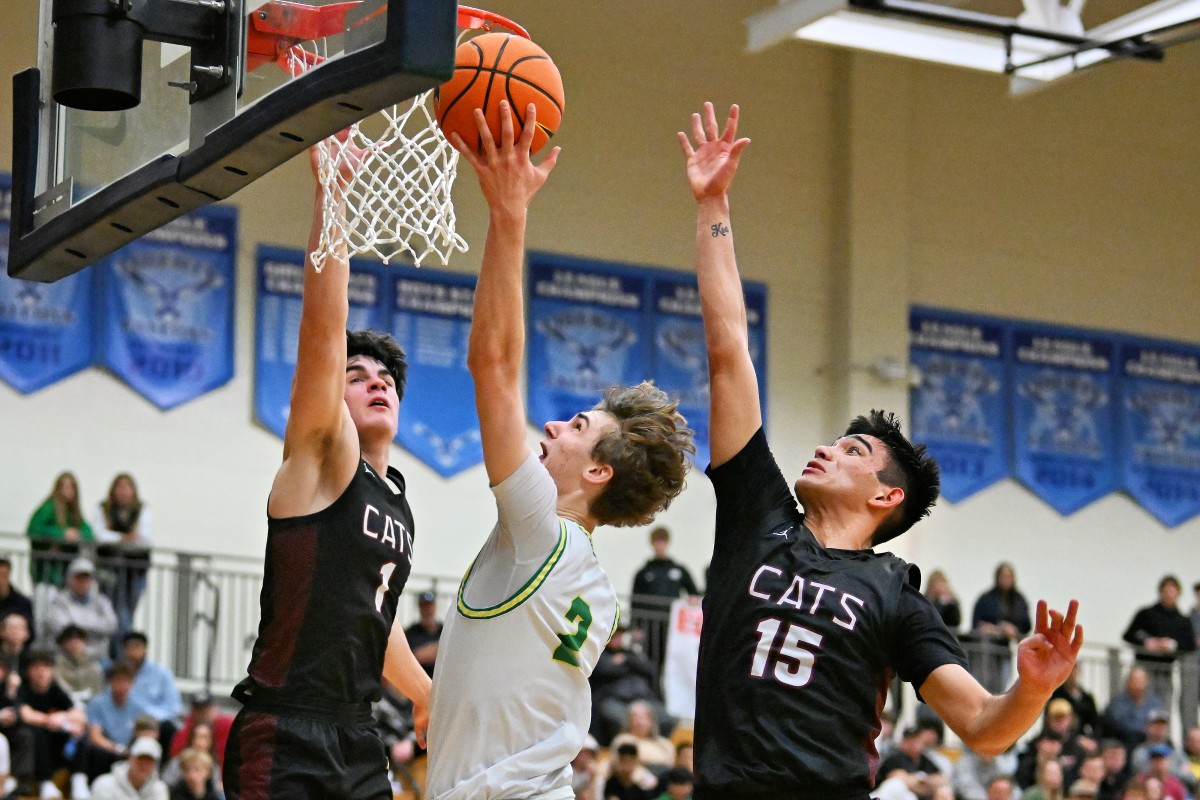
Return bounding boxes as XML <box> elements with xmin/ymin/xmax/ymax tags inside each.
<box><xmin>457</xmin><ymin>5</ymin><xmax>530</xmax><ymax>39</ymax></box>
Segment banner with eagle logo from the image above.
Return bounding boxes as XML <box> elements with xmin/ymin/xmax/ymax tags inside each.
<box><xmin>0</xmin><ymin>174</ymin><xmax>99</xmax><ymax>393</ymax></box>
<box><xmin>100</xmin><ymin>205</ymin><xmax>237</xmax><ymax>410</ymax></box>
<box><xmin>1118</xmin><ymin>337</ymin><xmax>1200</xmax><ymax>526</ymax></box>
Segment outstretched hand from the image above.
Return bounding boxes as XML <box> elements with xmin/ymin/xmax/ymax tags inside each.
<box><xmin>449</xmin><ymin>101</ymin><xmax>560</xmax><ymax>214</ymax></box>
<box><xmin>678</xmin><ymin>102</ymin><xmax>751</xmax><ymax>203</ymax></box>
<box><xmin>309</xmin><ymin>127</ymin><xmax>370</xmax><ymax>195</ymax></box>
<box><xmin>1015</xmin><ymin>599</ymin><xmax>1083</xmax><ymax>693</ymax></box>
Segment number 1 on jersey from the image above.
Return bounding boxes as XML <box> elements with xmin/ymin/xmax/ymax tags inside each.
<box><xmin>375</xmin><ymin>562</ymin><xmax>397</xmax><ymax>613</ymax></box>
<box><xmin>751</xmin><ymin>618</ymin><xmax>823</xmax><ymax>687</ymax></box>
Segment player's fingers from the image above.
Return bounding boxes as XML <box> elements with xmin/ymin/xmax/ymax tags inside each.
<box><xmin>1061</xmin><ymin>599</ymin><xmax>1079</xmax><ymax>634</ymax></box>
<box><xmin>517</xmin><ymin>103</ymin><xmax>537</xmax><ymax>151</ymax></box>
<box><xmin>474</xmin><ymin>108</ymin><xmax>498</xmax><ymax>158</ymax></box>
<box><xmin>539</xmin><ymin>145</ymin><xmax>562</xmax><ymax>175</ymax></box>
<box><xmin>1048</xmin><ymin>608</ymin><xmax>1064</xmax><ymax>633</ymax></box>
<box><xmin>723</xmin><ymin>104</ymin><xmax>741</xmax><ymax>142</ymax></box>
<box><xmin>703</xmin><ymin>101</ymin><xmax>720</xmax><ymax>141</ymax></box>
<box><xmin>497</xmin><ymin>100</ymin><xmax>516</xmax><ymax>148</ymax></box>
<box><xmin>729</xmin><ymin>137</ymin><xmax>751</xmax><ymax>162</ymax></box>
<box><xmin>1070</xmin><ymin>623</ymin><xmax>1085</xmax><ymax>655</ymax></box>
<box><xmin>691</xmin><ymin>112</ymin><xmax>705</xmax><ymax>145</ymax></box>
<box><xmin>677</xmin><ymin>131</ymin><xmax>695</xmax><ymax>159</ymax></box>
<box><xmin>1035</xmin><ymin>599</ymin><xmax>1049</xmax><ymax>633</ymax></box>
<box><xmin>448</xmin><ymin>132</ymin><xmax>478</xmax><ymax>166</ymax></box>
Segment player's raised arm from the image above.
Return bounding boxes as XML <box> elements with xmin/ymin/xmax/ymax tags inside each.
<box><xmin>678</xmin><ymin>102</ymin><xmax>755</xmax><ymax>468</ymax></box>
<box><xmin>921</xmin><ymin>599</ymin><xmax>1083</xmax><ymax>756</ymax></box>
<box><xmin>281</xmin><ymin>144</ymin><xmax>358</xmax><ymax>462</ymax></box>
<box><xmin>452</xmin><ymin>102</ymin><xmax>560</xmax><ymax>486</ymax></box>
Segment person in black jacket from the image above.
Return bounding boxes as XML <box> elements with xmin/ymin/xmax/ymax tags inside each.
<box><xmin>630</xmin><ymin>527</ymin><xmax>699</xmax><ymax>673</ymax></box>
<box><xmin>1123</xmin><ymin>575</ymin><xmax>1196</xmax><ymax>708</ymax></box>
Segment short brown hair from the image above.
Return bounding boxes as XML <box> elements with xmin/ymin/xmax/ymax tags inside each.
<box><xmin>588</xmin><ymin>382</ymin><xmax>694</xmax><ymax>527</ymax></box>
<box><xmin>346</xmin><ymin>329</ymin><xmax>408</xmax><ymax>401</ymax></box>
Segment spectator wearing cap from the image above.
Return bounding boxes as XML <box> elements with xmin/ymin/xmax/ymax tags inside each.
<box><xmin>874</xmin><ymin>725</ymin><xmax>949</xmax><ymax>800</ymax></box>
<box><xmin>1101</xmin><ymin>666</ymin><xmax>1164</xmax><ymax>751</ymax></box>
<box><xmin>1129</xmin><ymin>710</ymin><xmax>1182</xmax><ymax>775</ymax></box>
<box><xmin>56</xmin><ymin>623</ymin><xmax>105</xmax><ymax>699</ymax></box>
<box><xmin>654</xmin><ymin>766</ymin><xmax>693</xmax><ymax>800</ymax></box>
<box><xmin>1052</xmin><ymin>663</ymin><xmax>1102</xmax><ymax>740</ymax></box>
<box><xmin>1041</xmin><ymin>697</ymin><xmax>1097</xmax><ymax>779</ymax></box>
<box><xmin>1068</xmin><ymin>779</ymin><xmax>1100</xmax><ymax>798</ymax></box>
<box><xmin>89</xmin><ymin>736</ymin><xmax>168</xmax><ymax>800</ymax></box>
<box><xmin>83</xmin><ymin>661</ymin><xmax>146</xmax><ymax>780</ymax></box>
<box><xmin>17</xmin><ymin>647</ymin><xmax>86</xmax><ymax>799</ymax></box>
<box><xmin>1136</xmin><ymin>744</ymin><xmax>1187</xmax><ymax>800</ymax></box>
<box><xmin>42</xmin><ymin>558</ymin><xmax>119</xmax><ymax>660</ymax></box>
<box><xmin>168</xmin><ymin>691</ymin><xmax>231</xmax><ymax>767</ymax></box>
<box><xmin>121</xmin><ymin>633</ymin><xmax>181</xmax><ymax>749</ymax></box>
<box><xmin>404</xmin><ymin>590</ymin><xmax>443</xmax><ymax>677</ymax></box>
<box><xmin>0</xmin><ymin>557</ymin><xmax>36</xmax><ymax>641</ymax></box>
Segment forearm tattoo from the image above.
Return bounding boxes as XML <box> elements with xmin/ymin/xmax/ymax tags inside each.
<box><xmin>710</xmin><ymin>222</ymin><xmax>730</xmax><ymax>237</ymax></box>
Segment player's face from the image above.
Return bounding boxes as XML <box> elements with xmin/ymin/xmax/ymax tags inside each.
<box><xmin>793</xmin><ymin>434</ymin><xmax>894</xmax><ymax>509</ymax></box>
<box><xmin>345</xmin><ymin>356</ymin><xmax>400</xmax><ymax>440</ymax></box>
<box><xmin>539</xmin><ymin>411</ymin><xmax>617</xmax><ymax>493</ymax></box>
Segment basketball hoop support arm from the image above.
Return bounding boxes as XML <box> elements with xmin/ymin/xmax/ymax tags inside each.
<box><xmin>51</xmin><ymin>0</ymin><xmax>238</xmax><ymax>110</ymax></box>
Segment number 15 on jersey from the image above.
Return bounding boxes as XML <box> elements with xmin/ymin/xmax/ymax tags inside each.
<box><xmin>751</xmin><ymin>618</ymin><xmax>824</xmax><ymax>687</ymax></box>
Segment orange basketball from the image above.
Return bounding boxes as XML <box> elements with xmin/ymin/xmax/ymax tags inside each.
<box><xmin>436</xmin><ymin>32</ymin><xmax>564</xmax><ymax>155</ymax></box>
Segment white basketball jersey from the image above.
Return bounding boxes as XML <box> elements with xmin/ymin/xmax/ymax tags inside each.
<box><xmin>425</xmin><ymin>454</ymin><xmax>619</xmax><ymax>800</ymax></box>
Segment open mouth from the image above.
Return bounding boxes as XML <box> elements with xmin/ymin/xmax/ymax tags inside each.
<box><xmin>369</xmin><ymin>399</ymin><xmax>389</xmax><ymax>410</ymax></box>
<box><xmin>539</xmin><ymin>443</ymin><xmax>548</xmax><ymax>461</ymax></box>
<box><xmin>803</xmin><ymin>460</ymin><xmax>824</xmax><ymax>474</ymax></box>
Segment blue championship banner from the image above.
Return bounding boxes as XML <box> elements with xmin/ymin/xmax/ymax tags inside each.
<box><xmin>649</xmin><ymin>274</ymin><xmax>768</xmax><ymax>468</ymax></box>
<box><xmin>388</xmin><ymin>266</ymin><xmax>482</xmax><ymax>477</ymax></box>
<box><xmin>0</xmin><ymin>174</ymin><xmax>98</xmax><ymax>393</ymax></box>
<box><xmin>527</xmin><ymin>253</ymin><xmax>649</xmax><ymax>426</ymax></box>
<box><xmin>1117</xmin><ymin>338</ymin><xmax>1200</xmax><ymax>527</ymax></box>
<box><xmin>909</xmin><ymin>307</ymin><xmax>1010</xmax><ymax>503</ymax></box>
<box><xmin>1010</xmin><ymin>324</ymin><xmax>1119</xmax><ymax>515</ymax></box>
<box><xmin>100</xmin><ymin>205</ymin><xmax>237</xmax><ymax>409</ymax></box>
<box><xmin>253</xmin><ymin>246</ymin><xmax>384</xmax><ymax>439</ymax></box>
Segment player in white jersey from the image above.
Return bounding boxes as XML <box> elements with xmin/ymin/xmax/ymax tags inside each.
<box><xmin>426</xmin><ymin>103</ymin><xmax>695</xmax><ymax>800</ymax></box>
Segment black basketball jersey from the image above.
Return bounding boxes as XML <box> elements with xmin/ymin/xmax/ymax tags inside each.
<box><xmin>246</xmin><ymin>459</ymin><xmax>416</xmax><ymax>704</ymax></box>
<box><xmin>694</xmin><ymin>429</ymin><xmax>965</xmax><ymax>800</ymax></box>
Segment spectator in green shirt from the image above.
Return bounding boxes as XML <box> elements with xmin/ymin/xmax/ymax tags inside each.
<box><xmin>26</xmin><ymin>472</ymin><xmax>93</xmax><ymax>587</ymax></box>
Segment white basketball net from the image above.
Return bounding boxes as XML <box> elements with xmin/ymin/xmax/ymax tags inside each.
<box><xmin>287</xmin><ymin>45</ymin><xmax>468</xmax><ymax>271</ymax></box>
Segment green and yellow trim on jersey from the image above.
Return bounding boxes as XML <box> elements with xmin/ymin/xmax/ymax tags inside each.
<box><xmin>457</xmin><ymin>518</ymin><xmax>570</xmax><ymax>619</ymax></box>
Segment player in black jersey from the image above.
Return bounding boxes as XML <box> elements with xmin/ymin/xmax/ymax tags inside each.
<box><xmin>678</xmin><ymin>102</ymin><xmax>1083</xmax><ymax>800</ymax></box>
<box><xmin>222</xmin><ymin>143</ymin><xmax>432</xmax><ymax>800</ymax></box>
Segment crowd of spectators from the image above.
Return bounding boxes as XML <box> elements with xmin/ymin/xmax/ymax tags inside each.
<box><xmin>11</xmin><ymin>478</ymin><xmax>1200</xmax><ymax>800</ymax></box>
